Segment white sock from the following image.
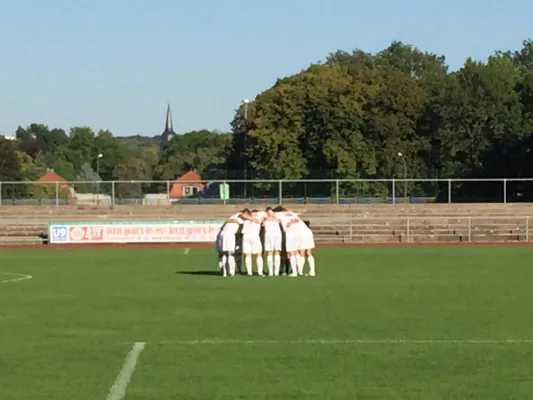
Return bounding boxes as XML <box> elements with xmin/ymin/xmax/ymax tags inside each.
<box><xmin>274</xmin><ymin>254</ymin><xmax>281</xmax><ymax>275</ymax></box>
<box><xmin>295</xmin><ymin>253</ymin><xmax>301</xmax><ymax>270</ymax></box>
<box><xmin>308</xmin><ymin>255</ymin><xmax>315</xmax><ymax>276</ymax></box>
<box><xmin>289</xmin><ymin>255</ymin><xmax>297</xmax><ymax>275</ymax></box>
<box><xmin>267</xmin><ymin>255</ymin><xmax>274</xmax><ymax>275</ymax></box>
<box><xmin>297</xmin><ymin>254</ymin><xmax>305</xmax><ymax>275</ymax></box>
<box><xmin>228</xmin><ymin>255</ymin><xmax>236</xmax><ymax>276</ymax></box>
<box><xmin>245</xmin><ymin>256</ymin><xmax>252</xmax><ymax>275</ymax></box>
<box><xmin>218</xmin><ymin>257</ymin><xmax>223</xmax><ymax>270</ymax></box>
<box><xmin>256</xmin><ymin>257</ymin><xmax>264</xmax><ymax>275</ymax></box>
<box><xmin>221</xmin><ymin>255</ymin><xmax>228</xmax><ymax>275</ymax></box>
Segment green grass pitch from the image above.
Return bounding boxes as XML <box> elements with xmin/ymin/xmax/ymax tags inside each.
<box><xmin>1</xmin><ymin>245</ymin><xmax>533</xmax><ymax>399</ymax></box>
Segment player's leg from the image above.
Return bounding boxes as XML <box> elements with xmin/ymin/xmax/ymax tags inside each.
<box><xmin>253</xmin><ymin>236</ymin><xmax>264</xmax><ymax>276</ymax></box>
<box><xmin>222</xmin><ymin>233</ymin><xmax>237</xmax><ymax>277</ymax></box>
<box><xmin>218</xmin><ymin>252</ymin><xmax>224</xmax><ymax>271</ymax></box>
<box><xmin>305</xmin><ymin>230</ymin><xmax>316</xmax><ymax>276</ymax></box>
<box><xmin>220</xmin><ymin>252</ymin><xmax>228</xmax><ymax>277</ymax></box>
<box><xmin>295</xmin><ymin>230</ymin><xmax>306</xmax><ymax>275</ymax></box>
<box><xmin>244</xmin><ymin>254</ymin><xmax>253</xmax><ymax>275</ymax></box>
<box><xmin>235</xmin><ymin>232</ymin><xmax>243</xmax><ymax>274</ymax></box>
<box><xmin>273</xmin><ymin>233</ymin><xmax>282</xmax><ymax>276</ymax></box>
<box><xmin>294</xmin><ymin>240</ymin><xmax>303</xmax><ymax>274</ymax></box>
<box><xmin>215</xmin><ymin>231</ymin><xmax>224</xmax><ymax>271</ymax></box>
<box><xmin>281</xmin><ymin>230</ymin><xmax>291</xmax><ymax>275</ymax></box>
<box><xmin>289</xmin><ymin>252</ymin><xmax>297</xmax><ymax>277</ymax></box>
<box><xmin>255</xmin><ymin>252</ymin><xmax>264</xmax><ymax>276</ymax></box>
<box><xmin>306</xmin><ymin>249</ymin><xmax>316</xmax><ymax>276</ymax></box>
<box><xmin>285</xmin><ymin>230</ymin><xmax>298</xmax><ymax>277</ymax></box>
<box><xmin>297</xmin><ymin>251</ymin><xmax>305</xmax><ymax>275</ymax></box>
<box><xmin>264</xmin><ymin>234</ymin><xmax>274</xmax><ymax>276</ymax></box>
<box><xmin>226</xmin><ymin>251</ymin><xmax>237</xmax><ymax>276</ymax></box>
<box><xmin>242</xmin><ymin>236</ymin><xmax>253</xmax><ymax>276</ymax></box>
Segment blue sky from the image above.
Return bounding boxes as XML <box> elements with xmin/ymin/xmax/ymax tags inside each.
<box><xmin>1</xmin><ymin>0</ymin><xmax>532</xmax><ymax>137</ymax></box>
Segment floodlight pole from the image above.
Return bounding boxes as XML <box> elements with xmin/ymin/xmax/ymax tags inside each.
<box><xmin>96</xmin><ymin>153</ymin><xmax>103</xmax><ymax>205</ymax></box>
<box><xmin>242</xmin><ymin>99</ymin><xmax>249</xmax><ymax>199</ymax></box>
<box><xmin>397</xmin><ymin>152</ymin><xmax>407</xmax><ymax>199</ymax></box>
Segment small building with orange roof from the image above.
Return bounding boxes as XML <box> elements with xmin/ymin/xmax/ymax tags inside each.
<box><xmin>169</xmin><ymin>170</ymin><xmax>205</xmax><ymax>198</ymax></box>
<box><xmin>37</xmin><ymin>170</ymin><xmax>71</xmax><ymax>189</ymax></box>
<box><xmin>36</xmin><ymin>169</ymin><xmax>75</xmax><ymax>199</ymax></box>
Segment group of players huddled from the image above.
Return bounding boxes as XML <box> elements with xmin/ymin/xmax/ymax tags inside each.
<box><xmin>215</xmin><ymin>206</ymin><xmax>316</xmax><ymax>277</ymax></box>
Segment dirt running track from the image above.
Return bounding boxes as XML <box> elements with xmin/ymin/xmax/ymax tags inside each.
<box><xmin>1</xmin><ymin>241</ymin><xmax>533</xmax><ymax>250</ymax></box>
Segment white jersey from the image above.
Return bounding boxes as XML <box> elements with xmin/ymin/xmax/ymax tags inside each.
<box><xmin>223</xmin><ymin>213</ymin><xmax>243</xmax><ymax>235</ymax></box>
<box><xmin>263</xmin><ymin>216</ymin><xmax>282</xmax><ymax>234</ymax></box>
<box><xmin>277</xmin><ymin>212</ymin><xmax>299</xmax><ymax>232</ymax></box>
<box><xmin>242</xmin><ymin>212</ymin><xmax>265</xmax><ymax>236</ymax></box>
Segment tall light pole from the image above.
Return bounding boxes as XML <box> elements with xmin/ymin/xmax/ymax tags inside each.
<box><xmin>96</xmin><ymin>153</ymin><xmax>103</xmax><ymax>205</ymax></box>
<box><xmin>242</xmin><ymin>99</ymin><xmax>249</xmax><ymax>198</ymax></box>
<box><xmin>397</xmin><ymin>152</ymin><xmax>407</xmax><ymax>199</ymax></box>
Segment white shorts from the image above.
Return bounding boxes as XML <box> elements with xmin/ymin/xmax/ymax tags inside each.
<box><xmin>221</xmin><ymin>230</ymin><xmax>237</xmax><ymax>253</ymax></box>
<box><xmin>264</xmin><ymin>231</ymin><xmax>282</xmax><ymax>252</ymax></box>
<box><xmin>242</xmin><ymin>235</ymin><xmax>262</xmax><ymax>254</ymax></box>
<box><xmin>285</xmin><ymin>228</ymin><xmax>301</xmax><ymax>252</ymax></box>
<box><xmin>215</xmin><ymin>230</ymin><xmax>223</xmax><ymax>253</ymax></box>
<box><xmin>299</xmin><ymin>226</ymin><xmax>315</xmax><ymax>250</ymax></box>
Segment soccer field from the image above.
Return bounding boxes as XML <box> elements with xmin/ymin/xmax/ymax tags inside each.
<box><xmin>1</xmin><ymin>246</ymin><xmax>533</xmax><ymax>399</ymax></box>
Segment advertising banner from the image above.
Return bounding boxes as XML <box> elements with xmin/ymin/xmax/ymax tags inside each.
<box><xmin>48</xmin><ymin>220</ymin><xmax>224</xmax><ymax>244</ymax></box>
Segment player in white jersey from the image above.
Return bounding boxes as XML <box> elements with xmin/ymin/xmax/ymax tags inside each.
<box><xmin>241</xmin><ymin>209</ymin><xmax>266</xmax><ymax>275</ymax></box>
<box><xmin>278</xmin><ymin>208</ymin><xmax>316</xmax><ymax>277</ymax></box>
<box><xmin>276</xmin><ymin>210</ymin><xmax>301</xmax><ymax>277</ymax></box>
<box><xmin>221</xmin><ymin>209</ymin><xmax>252</xmax><ymax>277</ymax></box>
<box><xmin>296</xmin><ymin>218</ymin><xmax>316</xmax><ymax>276</ymax></box>
<box><xmin>215</xmin><ymin>222</ymin><xmax>226</xmax><ymax>271</ymax></box>
<box><xmin>263</xmin><ymin>207</ymin><xmax>283</xmax><ymax>276</ymax></box>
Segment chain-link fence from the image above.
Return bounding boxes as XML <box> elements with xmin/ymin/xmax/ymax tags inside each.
<box><xmin>0</xmin><ymin>178</ymin><xmax>524</xmax><ymax>205</ymax></box>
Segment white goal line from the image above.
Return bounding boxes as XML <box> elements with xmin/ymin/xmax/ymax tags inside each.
<box><xmin>142</xmin><ymin>338</ymin><xmax>533</xmax><ymax>345</ymax></box>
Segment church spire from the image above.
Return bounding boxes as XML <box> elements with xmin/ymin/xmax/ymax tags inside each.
<box><xmin>165</xmin><ymin>103</ymin><xmax>173</xmax><ymax>132</ymax></box>
<box><xmin>160</xmin><ymin>103</ymin><xmax>175</xmax><ymax>152</ymax></box>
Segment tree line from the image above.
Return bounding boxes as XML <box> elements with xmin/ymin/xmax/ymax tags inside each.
<box><xmin>2</xmin><ymin>39</ymin><xmax>533</xmax><ymax>201</ymax></box>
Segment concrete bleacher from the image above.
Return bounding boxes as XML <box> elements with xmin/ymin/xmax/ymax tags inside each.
<box><xmin>1</xmin><ymin>203</ymin><xmax>532</xmax><ymax>245</ymax></box>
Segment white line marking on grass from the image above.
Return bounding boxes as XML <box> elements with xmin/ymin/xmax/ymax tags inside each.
<box><xmin>184</xmin><ymin>248</ymin><xmax>190</xmax><ymax>255</ymax></box>
<box><xmin>151</xmin><ymin>338</ymin><xmax>533</xmax><ymax>346</ymax></box>
<box><xmin>0</xmin><ymin>272</ymin><xmax>33</xmax><ymax>284</ymax></box>
<box><xmin>106</xmin><ymin>342</ymin><xmax>145</xmax><ymax>400</ymax></box>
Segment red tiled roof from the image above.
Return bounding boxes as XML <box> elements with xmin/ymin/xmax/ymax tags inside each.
<box><xmin>37</xmin><ymin>171</ymin><xmax>68</xmax><ymax>183</ymax></box>
<box><xmin>175</xmin><ymin>170</ymin><xmax>201</xmax><ymax>181</ymax></box>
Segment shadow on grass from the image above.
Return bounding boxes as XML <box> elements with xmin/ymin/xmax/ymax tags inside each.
<box><xmin>176</xmin><ymin>271</ymin><xmax>222</xmax><ymax>276</ymax></box>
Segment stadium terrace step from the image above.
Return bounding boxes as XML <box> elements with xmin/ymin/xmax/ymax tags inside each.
<box><xmin>0</xmin><ymin>231</ymin><xmax>45</xmax><ymax>237</ymax></box>
<box><xmin>2</xmin><ymin>205</ymin><xmax>533</xmax><ymax>221</ymax></box>
<box><xmin>0</xmin><ymin>236</ymin><xmax>43</xmax><ymax>245</ymax></box>
<box><xmin>1</xmin><ymin>204</ymin><xmax>533</xmax><ymax>244</ymax></box>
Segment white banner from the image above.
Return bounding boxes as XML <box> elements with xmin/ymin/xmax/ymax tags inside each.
<box><xmin>48</xmin><ymin>221</ymin><xmax>224</xmax><ymax>244</ymax></box>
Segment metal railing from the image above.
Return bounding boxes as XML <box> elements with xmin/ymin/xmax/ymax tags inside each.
<box><xmin>0</xmin><ymin>215</ymin><xmax>530</xmax><ymax>245</ymax></box>
<box><xmin>0</xmin><ymin>178</ymin><xmax>531</xmax><ymax>205</ymax></box>
<box><xmin>313</xmin><ymin>215</ymin><xmax>531</xmax><ymax>243</ymax></box>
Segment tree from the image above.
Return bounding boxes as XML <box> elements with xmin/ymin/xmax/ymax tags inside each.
<box><xmin>497</xmin><ymin>39</ymin><xmax>533</xmax><ymax>70</ymax></box>
<box><xmin>15</xmin><ymin>124</ymin><xmax>47</xmax><ymax>159</ymax></box>
<box><xmin>16</xmin><ymin>151</ymin><xmax>41</xmax><ymax>181</ymax></box>
<box><xmin>157</xmin><ymin>130</ymin><xmax>231</xmax><ymax>180</ymax></box>
<box><xmin>74</xmin><ymin>162</ymin><xmax>100</xmax><ymax>194</ymax></box>
<box><xmin>68</xmin><ymin>126</ymin><xmax>95</xmax><ymax>171</ymax></box>
<box><xmin>0</xmin><ymin>138</ymin><xmax>22</xmax><ymax>180</ymax></box>
<box><xmin>93</xmin><ymin>130</ymin><xmax>129</xmax><ymax>180</ymax></box>
<box><xmin>0</xmin><ymin>138</ymin><xmax>24</xmax><ymax>200</ymax></box>
<box><xmin>113</xmin><ymin>158</ymin><xmax>152</xmax><ymax>200</ymax></box>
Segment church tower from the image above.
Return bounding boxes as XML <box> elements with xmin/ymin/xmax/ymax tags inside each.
<box><xmin>160</xmin><ymin>103</ymin><xmax>175</xmax><ymax>152</ymax></box>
